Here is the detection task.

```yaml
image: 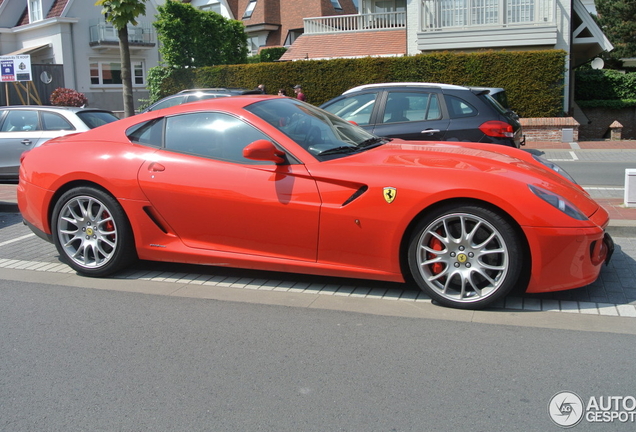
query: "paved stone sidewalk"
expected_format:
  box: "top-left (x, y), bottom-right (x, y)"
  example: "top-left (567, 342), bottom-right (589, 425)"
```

top-left (2, 211), bottom-right (635, 317)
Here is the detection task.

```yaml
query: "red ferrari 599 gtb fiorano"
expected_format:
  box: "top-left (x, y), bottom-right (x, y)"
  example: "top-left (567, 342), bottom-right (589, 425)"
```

top-left (17, 96), bottom-right (614, 309)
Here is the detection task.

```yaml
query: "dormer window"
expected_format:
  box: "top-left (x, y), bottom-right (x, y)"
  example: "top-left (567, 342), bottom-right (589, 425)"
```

top-left (200, 1), bottom-right (222, 15)
top-left (29, 0), bottom-right (43, 23)
top-left (331, 0), bottom-right (343, 10)
top-left (243, 0), bottom-right (257, 19)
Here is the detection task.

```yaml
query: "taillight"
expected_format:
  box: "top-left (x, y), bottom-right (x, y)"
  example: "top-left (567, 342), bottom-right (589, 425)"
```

top-left (479, 120), bottom-right (514, 138)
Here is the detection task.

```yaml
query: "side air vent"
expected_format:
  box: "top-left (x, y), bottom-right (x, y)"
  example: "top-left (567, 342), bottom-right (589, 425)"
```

top-left (143, 206), bottom-right (169, 234)
top-left (342, 185), bottom-right (368, 206)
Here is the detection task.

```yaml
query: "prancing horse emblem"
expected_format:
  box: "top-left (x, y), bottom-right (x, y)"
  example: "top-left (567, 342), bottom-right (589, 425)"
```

top-left (383, 187), bottom-right (397, 204)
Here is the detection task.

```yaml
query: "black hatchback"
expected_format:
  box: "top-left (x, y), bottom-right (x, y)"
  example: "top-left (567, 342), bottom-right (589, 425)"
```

top-left (320, 82), bottom-right (524, 148)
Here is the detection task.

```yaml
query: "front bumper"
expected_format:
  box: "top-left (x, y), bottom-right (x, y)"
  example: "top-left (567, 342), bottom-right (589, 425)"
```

top-left (524, 225), bottom-right (612, 294)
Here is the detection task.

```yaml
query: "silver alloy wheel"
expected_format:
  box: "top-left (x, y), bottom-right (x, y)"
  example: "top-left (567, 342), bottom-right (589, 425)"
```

top-left (56, 195), bottom-right (118, 269)
top-left (415, 212), bottom-right (509, 304)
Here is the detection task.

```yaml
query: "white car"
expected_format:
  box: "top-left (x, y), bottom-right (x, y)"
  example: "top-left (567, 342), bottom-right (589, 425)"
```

top-left (0, 105), bottom-right (119, 180)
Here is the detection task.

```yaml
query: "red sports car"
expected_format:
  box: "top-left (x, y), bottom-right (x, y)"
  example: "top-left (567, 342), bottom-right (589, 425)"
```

top-left (17, 96), bottom-right (614, 309)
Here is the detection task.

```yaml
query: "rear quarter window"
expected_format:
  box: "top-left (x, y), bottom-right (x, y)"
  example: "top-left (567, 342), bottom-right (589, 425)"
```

top-left (445, 95), bottom-right (477, 119)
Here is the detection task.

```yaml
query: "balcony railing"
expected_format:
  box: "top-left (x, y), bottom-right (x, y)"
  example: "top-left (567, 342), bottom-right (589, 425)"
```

top-left (304, 11), bottom-right (406, 34)
top-left (421, 0), bottom-right (555, 31)
top-left (89, 21), bottom-right (156, 45)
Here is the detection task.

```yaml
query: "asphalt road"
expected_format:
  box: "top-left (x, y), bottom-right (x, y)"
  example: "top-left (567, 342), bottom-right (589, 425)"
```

top-left (561, 161), bottom-right (636, 187)
top-left (1, 279), bottom-right (635, 432)
top-left (535, 148), bottom-right (636, 187)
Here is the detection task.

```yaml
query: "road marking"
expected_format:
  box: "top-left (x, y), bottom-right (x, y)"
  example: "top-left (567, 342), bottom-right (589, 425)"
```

top-left (584, 187), bottom-right (624, 191)
top-left (548, 151), bottom-right (579, 162)
top-left (0, 233), bottom-right (35, 248)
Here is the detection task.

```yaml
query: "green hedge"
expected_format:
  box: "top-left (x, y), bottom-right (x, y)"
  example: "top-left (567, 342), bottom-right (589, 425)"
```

top-left (148, 50), bottom-right (567, 118)
top-left (575, 69), bottom-right (636, 109)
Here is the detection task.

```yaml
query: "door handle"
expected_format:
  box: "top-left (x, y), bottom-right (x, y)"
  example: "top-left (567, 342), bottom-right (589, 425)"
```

top-left (21, 139), bottom-right (32, 146)
top-left (148, 162), bottom-right (165, 172)
top-left (421, 129), bottom-right (441, 134)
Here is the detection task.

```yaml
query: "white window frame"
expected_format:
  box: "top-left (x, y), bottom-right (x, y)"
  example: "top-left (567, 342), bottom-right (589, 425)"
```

top-left (243, 0), bottom-right (257, 19)
top-left (29, 0), bottom-right (43, 23)
top-left (435, 0), bottom-right (538, 28)
top-left (90, 60), bottom-right (146, 87)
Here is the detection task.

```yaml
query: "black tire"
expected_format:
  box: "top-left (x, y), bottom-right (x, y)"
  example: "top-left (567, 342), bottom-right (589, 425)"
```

top-left (51, 186), bottom-right (136, 277)
top-left (407, 204), bottom-right (524, 309)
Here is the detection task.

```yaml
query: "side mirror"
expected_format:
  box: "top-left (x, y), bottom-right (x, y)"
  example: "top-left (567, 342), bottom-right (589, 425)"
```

top-left (243, 139), bottom-right (286, 164)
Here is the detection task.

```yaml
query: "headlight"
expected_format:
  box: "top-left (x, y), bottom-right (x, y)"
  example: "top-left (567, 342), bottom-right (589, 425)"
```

top-left (528, 185), bottom-right (588, 220)
top-left (532, 155), bottom-right (577, 184)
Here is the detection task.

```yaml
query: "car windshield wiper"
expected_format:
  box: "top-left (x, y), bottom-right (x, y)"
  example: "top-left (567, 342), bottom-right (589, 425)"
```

top-left (357, 136), bottom-right (390, 148)
top-left (316, 145), bottom-right (360, 156)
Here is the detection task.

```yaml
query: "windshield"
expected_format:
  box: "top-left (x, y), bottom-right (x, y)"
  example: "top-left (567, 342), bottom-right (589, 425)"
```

top-left (245, 98), bottom-right (387, 160)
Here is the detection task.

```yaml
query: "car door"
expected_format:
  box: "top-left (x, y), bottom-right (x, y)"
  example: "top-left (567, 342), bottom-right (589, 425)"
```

top-left (372, 90), bottom-right (450, 141)
top-left (0, 109), bottom-right (44, 177)
top-left (136, 112), bottom-right (322, 261)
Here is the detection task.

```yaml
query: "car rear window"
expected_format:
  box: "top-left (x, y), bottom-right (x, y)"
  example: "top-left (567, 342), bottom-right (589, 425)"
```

top-left (77, 111), bottom-right (119, 128)
top-left (480, 93), bottom-right (509, 115)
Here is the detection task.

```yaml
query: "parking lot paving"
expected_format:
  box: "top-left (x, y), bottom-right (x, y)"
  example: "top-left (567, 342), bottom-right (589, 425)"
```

top-left (1, 209), bottom-right (635, 318)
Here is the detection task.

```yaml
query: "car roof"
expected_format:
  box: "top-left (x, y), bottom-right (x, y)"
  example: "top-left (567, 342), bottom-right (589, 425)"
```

top-left (2, 105), bottom-right (114, 113)
top-left (343, 82), bottom-right (470, 94)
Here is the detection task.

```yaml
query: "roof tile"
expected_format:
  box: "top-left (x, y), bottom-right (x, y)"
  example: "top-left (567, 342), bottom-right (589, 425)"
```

top-left (280, 30), bottom-right (406, 61)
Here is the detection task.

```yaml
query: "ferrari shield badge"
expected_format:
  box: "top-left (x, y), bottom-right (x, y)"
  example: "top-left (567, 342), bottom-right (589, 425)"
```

top-left (383, 187), bottom-right (397, 204)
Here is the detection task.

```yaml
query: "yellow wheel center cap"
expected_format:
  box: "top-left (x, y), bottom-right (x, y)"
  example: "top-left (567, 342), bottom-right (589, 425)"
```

top-left (457, 253), bottom-right (468, 263)
top-left (86, 228), bottom-right (94, 236)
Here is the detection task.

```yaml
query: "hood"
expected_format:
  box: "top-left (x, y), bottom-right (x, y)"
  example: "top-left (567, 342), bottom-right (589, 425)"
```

top-left (331, 140), bottom-right (600, 218)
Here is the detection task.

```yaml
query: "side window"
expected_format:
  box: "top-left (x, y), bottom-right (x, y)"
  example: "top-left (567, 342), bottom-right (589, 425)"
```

top-left (445, 95), bottom-right (478, 118)
top-left (0, 110), bottom-right (39, 132)
top-left (42, 112), bottom-right (74, 131)
top-left (185, 94), bottom-right (222, 103)
top-left (127, 118), bottom-right (164, 147)
top-left (322, 93), bottom-right (378, 126)
top-left (383, 92), bottom-right (441, 123)
top-left (164, 112), bottom-right (276, 165)
top-left (149, 96), bottom-right (186, 112)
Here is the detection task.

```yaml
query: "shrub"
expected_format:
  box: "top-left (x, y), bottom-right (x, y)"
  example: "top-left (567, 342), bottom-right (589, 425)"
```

top-left (50, 88), bottom-right (88, 107)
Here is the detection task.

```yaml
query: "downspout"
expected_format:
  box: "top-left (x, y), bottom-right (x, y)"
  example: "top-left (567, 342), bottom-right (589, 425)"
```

top-left (70, 21), bottom-right (78, 89)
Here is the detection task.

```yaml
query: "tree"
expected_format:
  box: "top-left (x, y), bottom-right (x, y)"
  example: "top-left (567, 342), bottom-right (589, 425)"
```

top-left (154, 1), bottom-right (248, 68)
top-left (95, 0), bottom-right (147, 117)
top-left (595, 0), bottom-right (636, 63)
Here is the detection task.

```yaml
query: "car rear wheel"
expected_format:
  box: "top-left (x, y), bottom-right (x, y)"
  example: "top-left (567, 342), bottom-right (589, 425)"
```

top-left (52, 186), bottom-right (136, 277)
top-left (408, 204), bottom-right (523, 309)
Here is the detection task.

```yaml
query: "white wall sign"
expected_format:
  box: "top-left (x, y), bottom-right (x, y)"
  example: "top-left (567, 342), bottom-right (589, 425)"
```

top-left (0, 55), bottom-right (33, 82)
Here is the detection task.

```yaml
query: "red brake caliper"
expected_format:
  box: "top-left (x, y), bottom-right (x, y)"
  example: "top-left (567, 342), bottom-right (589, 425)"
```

top-left (103, 212), bottom-right (115, 241)
top-left (428, 235), bottom-right (444, 275)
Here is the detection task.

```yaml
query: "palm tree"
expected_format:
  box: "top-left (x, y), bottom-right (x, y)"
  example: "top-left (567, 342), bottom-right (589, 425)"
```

top-left (95, 0), bottom-right (147, 117)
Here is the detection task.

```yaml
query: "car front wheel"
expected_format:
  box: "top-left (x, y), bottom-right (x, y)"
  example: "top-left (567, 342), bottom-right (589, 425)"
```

top-left (408, 204), bottom-right (524, 309)
top-left (52, 186), bottom-right (136, 277)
